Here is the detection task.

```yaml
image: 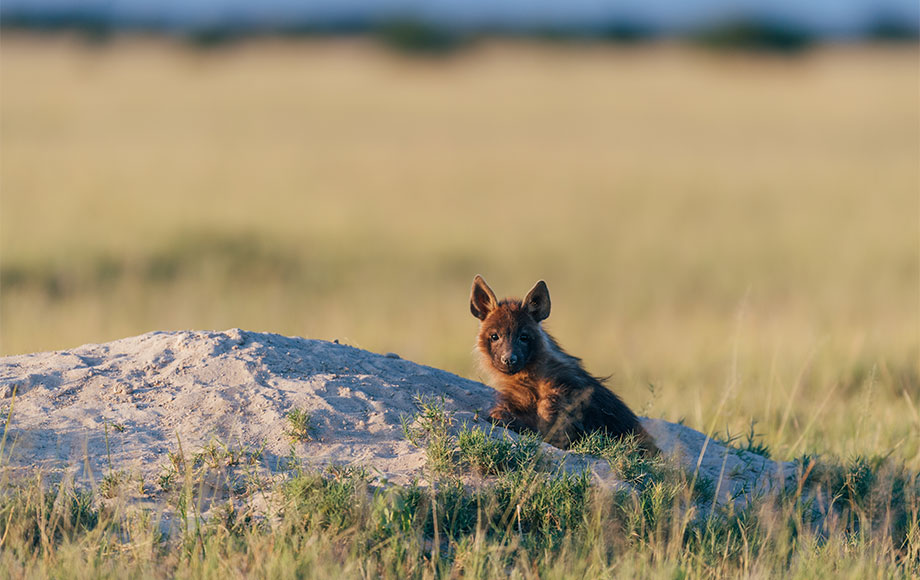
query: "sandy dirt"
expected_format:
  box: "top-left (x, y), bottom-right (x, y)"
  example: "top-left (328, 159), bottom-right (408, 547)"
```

top-left (0, 330), bottom-right (795, 505)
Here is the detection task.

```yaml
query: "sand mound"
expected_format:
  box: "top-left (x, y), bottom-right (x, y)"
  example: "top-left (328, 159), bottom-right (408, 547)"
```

top-left (0, 330), bottom-right (794, 504)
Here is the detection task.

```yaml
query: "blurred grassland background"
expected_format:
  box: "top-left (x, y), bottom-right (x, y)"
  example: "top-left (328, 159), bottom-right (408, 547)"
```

top-left (1, 35), bottom-right (917, 466)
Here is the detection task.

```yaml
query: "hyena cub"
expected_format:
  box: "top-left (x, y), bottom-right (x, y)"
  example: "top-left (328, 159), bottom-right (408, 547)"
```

top-left (470, 275), bottom-right (658, 455)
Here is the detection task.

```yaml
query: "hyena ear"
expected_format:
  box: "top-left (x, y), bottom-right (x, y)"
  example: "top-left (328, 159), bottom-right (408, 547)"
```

top-left (470, 275), bottom-right (498, 321)
top-left (523, 280), bottom-right (551, 322)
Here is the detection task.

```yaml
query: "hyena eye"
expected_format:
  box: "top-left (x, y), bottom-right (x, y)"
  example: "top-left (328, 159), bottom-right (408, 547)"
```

top-left (490, 333), bottom-right (500, 342)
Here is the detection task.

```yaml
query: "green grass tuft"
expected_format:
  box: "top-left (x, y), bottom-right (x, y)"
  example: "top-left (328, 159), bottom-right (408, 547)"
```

top-left (284, 408), bottom-right (315, 443)
top-left (457, 423), bottom-right (544, 475)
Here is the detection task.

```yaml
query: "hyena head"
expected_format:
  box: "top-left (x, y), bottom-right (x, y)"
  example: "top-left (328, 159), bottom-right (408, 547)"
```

top-left (470, 275), bottom-right (551, 375)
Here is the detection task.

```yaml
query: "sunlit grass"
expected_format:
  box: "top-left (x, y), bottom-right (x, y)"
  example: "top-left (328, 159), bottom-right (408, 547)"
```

top-left (0, 409), bottom-right (917, 578)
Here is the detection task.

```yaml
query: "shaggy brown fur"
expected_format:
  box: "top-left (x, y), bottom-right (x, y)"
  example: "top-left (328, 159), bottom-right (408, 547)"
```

top-left (470, 275), bottom-right (658, 455)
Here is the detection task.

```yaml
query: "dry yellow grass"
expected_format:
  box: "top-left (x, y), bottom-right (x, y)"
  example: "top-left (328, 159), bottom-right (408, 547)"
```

top-left (1, 36), bottom-right (917, 465)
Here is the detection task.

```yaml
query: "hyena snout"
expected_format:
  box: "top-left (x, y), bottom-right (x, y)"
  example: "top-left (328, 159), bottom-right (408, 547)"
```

top-left (497, 351), bottom-right (525, 373)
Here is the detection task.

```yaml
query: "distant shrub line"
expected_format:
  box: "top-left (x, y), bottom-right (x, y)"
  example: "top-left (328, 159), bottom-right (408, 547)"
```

top-left (2, 13), bottom-right (918, 54)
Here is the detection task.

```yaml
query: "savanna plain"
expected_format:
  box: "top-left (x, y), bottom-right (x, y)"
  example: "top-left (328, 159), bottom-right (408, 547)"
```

top-left (1, 35), bottom-right (918, 578)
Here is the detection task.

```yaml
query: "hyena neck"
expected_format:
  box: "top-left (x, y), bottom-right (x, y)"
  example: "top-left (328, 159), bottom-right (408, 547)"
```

top-left (536, 327), bottom-right (584, 373)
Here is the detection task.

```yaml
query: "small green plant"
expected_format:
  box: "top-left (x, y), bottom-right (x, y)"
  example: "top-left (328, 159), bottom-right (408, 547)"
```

top-left (209, 500), bottom-right (256, 537)
top-left (738, 420), bottom-right (772, 458)
top-left (715, 420), bottom-right (772, 459)
top-left (99, 470), bottom-right (130, 499)
top-left (401, 395), bottom-right (457, 474)
top-left (156, 448), bottom-right (187, 492)
top-left (284, 408), bottom-right (315, 442)
top-left (157, 467), bottom-right (177, 492)
top-left (167, 450), bottom-right (185, 472)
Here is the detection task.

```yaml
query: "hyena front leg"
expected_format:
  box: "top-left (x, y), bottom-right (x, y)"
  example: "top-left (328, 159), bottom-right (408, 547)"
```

top-left (488, 401), bottom-right (539, 435)
top-left (537, 394), bottom-right (577, 449)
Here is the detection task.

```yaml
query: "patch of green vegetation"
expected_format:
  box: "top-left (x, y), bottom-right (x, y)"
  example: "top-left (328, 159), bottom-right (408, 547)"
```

top-left (570, 429), bottom-right (714, 537)
top-left (374, 20), bottom-right (466, 56)
top-left (99, 470), bottom-right (131, 499)
top-left (456, 423), bottom-right (544, 475)
top-left (0, 231), bottom-right (306, 299)
top-left (793, 452), bottom-right (920, 551)
top-left (402, 396), bottom-right (545, 477)
top-left (692, 19), bottom-right (814, 53)
top-left (716, 420), bottom-right (772, 459)
top-left (283, 465), bottom-right (370, 533)
top-left (192, 439), bottom-right (264, 470)
top-left (152, 438), bottom-right (267, 507)
top-left (1, 444), bottom-right (918, 578)
top-left (284, 408), bottom-right (315, 443)
top-left (570, 429), bottom-right (721, 511)
top-left (0, 480), bottom-right (99, 555)
top-left (401, 395), bottom-right (458, 475)
top-left (157, 467), bottom-right (178, 493)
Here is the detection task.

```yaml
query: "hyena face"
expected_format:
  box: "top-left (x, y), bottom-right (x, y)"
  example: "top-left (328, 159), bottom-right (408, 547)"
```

top-left (470, 275), bottom-right (551, 375)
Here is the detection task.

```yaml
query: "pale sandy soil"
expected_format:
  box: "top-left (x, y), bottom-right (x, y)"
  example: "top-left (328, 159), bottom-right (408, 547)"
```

top-left (0, 330), bottom-right (794, 506)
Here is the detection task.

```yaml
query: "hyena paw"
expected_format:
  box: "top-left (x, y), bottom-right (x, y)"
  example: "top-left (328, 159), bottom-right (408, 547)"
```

top-left (487, 407), bottom-right (515, 425)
